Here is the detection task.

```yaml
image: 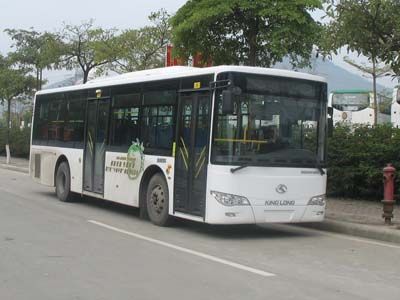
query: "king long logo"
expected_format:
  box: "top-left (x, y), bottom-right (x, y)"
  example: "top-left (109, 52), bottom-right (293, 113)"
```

top-left (275, 184), bottom-right (288, 194)
top-left (127, 140), bottom-right (145, 180)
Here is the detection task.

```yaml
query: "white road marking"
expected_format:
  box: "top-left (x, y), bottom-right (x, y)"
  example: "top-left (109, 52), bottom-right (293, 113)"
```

top-left (312, 229), bottom-right (400, 249)
top-left (88, 220), bottom-right (276, 277)
top-left (268, 224), bottom-right (400, 250)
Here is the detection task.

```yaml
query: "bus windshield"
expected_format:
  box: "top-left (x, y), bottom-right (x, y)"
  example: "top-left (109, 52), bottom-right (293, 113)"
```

top-left (332, 92), bottom-right (370, 111)
top-left (212, 73), bottom-right (327, 168)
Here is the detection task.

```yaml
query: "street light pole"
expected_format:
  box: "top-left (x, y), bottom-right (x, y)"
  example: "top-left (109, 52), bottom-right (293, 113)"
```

top-left (5, 97), bottom-right (11, 165)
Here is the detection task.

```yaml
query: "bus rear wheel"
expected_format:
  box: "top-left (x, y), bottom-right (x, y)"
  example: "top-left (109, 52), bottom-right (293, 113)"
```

top-left (146, 174), bottom-right (173, 226)
top-left (55, 161), bottom-right (74, 202)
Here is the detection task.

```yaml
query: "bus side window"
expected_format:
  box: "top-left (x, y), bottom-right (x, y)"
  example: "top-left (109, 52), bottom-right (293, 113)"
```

top-left (141, 105), bottom-right (174, 152)
top-left (46, 94), bottom-right (66, 146)
top-left (64, 95), bottom-right (86, 148)
top-left (109, 107), bottom-right (140, 148)
top-left (141, 89), bottom-right (177, 155)
top-left (33, 96), bottom-right (49, 145)
top-left (109, 92), bottom-right (141, 151)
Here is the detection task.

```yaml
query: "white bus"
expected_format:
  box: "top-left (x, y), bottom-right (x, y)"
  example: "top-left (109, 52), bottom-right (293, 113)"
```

top-left (30, 66), bottom-right (328, 226)
top-left (391, 87), bottom-right (400, 127)
top-left (328, 89), bottom-right (391, 125)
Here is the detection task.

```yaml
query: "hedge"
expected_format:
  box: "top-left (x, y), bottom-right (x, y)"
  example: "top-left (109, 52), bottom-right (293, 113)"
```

top-left (0, 127), bottom-right (31, 158)
top-left (327, 124), bottom-right (400, 199)
top-left (0, 123), bottom-right (398, 199)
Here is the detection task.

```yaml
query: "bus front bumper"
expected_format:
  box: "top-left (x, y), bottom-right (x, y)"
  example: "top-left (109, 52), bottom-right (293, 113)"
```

top-left (206, 204), bottom-right (325, 224)
top-left (252, 205), bottom-right (325, 223)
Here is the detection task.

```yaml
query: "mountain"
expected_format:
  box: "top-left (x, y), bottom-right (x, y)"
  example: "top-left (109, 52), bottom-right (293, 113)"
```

top-left (44, 58), bottom-right (387, 94)
top-left (0, 60), bottom-right (390, 117)
top-left (274, 57), bottom-right (386, 93)
top-left (44, 70), bottom-right (84, 89)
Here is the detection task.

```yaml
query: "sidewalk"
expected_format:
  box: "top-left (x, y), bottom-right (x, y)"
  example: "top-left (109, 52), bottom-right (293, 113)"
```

top-left (305, 198), bottom-right (400, 244)
top-left (0, 156), bottom-right (29, 173)
top-left (0, 157), bottom-right (399, 243)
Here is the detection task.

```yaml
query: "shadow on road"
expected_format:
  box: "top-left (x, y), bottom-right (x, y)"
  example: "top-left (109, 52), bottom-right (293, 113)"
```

top-left (58, 193), bottom-right (320, 241)
top-left (176, 220), bottom-right (318, 240)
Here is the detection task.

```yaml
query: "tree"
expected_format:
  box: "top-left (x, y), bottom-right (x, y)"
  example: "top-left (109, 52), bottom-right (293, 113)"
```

top-left (323, 0), bottom-right (398, 123)
top-left (343, 57), bottom-right (392, 124)
top-left (57, 20), bottom-right (120, 83)
top-left (170, 0), bottom-right (322, 67)
top-left (0, 54), bottom-right (35, 163)
top-left (4, 28), bottom-right (60, 90)
top-left (112, 9), bottom-right (171, 73)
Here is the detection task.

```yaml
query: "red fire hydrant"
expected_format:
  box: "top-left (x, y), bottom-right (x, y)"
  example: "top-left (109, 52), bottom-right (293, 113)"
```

top-left (382, 164), bottom-right (396, 224)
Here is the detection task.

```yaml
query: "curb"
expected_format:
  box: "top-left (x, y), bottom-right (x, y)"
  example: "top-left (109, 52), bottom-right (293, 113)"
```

top-left (301, 218), bottom-right (400, 244)
top-left (0, 163), bottom-right (29, 174)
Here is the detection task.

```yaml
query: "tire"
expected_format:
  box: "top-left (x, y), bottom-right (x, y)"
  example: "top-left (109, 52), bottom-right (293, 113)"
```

top-left (146, 173), bottom-right (173, 226)
top-left (55, 161), bottom-right (73, 202)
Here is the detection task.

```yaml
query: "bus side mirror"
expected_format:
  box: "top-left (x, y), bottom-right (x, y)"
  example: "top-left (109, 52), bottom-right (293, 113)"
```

top-left (327, 107), bottom-right (333, 137)
top-left (222, 90), bottom-right (234, 115)
top-left (396, 89), bottom-right (400, 104)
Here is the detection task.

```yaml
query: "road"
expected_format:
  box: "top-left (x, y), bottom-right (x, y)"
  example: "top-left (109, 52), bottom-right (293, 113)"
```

top-left (0, 168), bottom-right (399, 300)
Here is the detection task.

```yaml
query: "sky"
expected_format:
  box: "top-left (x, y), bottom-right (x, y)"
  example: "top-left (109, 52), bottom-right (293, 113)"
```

top-left (0, 0), bottom-right (186, 53)
top-left (0, 0), bottom-right (396, 88)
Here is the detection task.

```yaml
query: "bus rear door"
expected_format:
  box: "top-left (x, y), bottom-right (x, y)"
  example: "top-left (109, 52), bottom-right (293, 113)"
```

top-left (83, 97), bottom-right (110, 194)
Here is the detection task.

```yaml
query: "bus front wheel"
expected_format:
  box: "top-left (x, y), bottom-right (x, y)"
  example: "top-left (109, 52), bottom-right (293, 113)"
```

top-left (55, 161), bottom-right (73, 202)
top-left (146, 174), bottom-right (173, 226)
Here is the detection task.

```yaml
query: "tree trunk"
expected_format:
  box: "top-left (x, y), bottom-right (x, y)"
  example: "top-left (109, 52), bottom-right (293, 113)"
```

top-left (39, 68), bottom-right (43, 90)
top-left (248, 41), bottom-right (257, 66)
top-left (372, 58), bottom-right (378, 126)
top-left (5, 98), bottom-right (11, 164)
top-left (83, 69), bottom-right (89, 84)
top-left (246, 16), bottom-right (259, 67)
top-left (36, 68), bottom-right (40, 91)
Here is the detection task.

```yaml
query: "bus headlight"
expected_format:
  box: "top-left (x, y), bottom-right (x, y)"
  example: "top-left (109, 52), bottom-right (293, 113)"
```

top-left (210, 191), bottom-right (250, 206)
top-left (308, 194), bottom-right (326, 206)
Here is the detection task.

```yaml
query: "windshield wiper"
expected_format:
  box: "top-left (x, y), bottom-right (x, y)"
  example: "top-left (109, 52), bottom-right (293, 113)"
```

top-left (230, 164), bottom-right (250, 173)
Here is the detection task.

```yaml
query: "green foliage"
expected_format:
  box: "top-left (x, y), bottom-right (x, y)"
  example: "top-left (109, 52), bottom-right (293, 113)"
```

top-left (0, 127), bottom-right (31, 158)
top-left (0, 54), bottom-right (35, 151)
top-left (0, 54), bottom-right (35, 103)
top-left (322, 1), bottom-right (399, 122)
top-left (57, 20), bottom-right (120, 83)
top-left (5, 29), bottom-right (60, 90)
top-left (327, 124), bottom-right (400, 199)
top-left (323, 0), bottom-right (400, 75)
top-left (113, 9), bottom-right (171, 73)
top-left (171, 0), bottom-right (322, 67)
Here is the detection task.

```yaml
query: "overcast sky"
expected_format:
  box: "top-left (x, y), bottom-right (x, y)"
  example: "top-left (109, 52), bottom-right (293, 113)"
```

top-left (0, 0), bottom-right (396, 88)
top-left (0, 0), bottom-right (186, 52)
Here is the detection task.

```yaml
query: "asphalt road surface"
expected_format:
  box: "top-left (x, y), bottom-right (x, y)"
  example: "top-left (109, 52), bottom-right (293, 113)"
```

top-left (1, 168), bottom-right (399, 300)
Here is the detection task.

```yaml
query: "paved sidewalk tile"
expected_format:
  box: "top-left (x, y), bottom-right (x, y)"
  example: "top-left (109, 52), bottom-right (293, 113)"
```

top-left (326, 198), bottom-right (400, 227)
top-left (0, 156), bottom-right (29, 169)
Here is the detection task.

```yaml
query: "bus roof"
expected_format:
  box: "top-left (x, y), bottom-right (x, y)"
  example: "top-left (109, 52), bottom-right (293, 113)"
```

top-left (36, 65), bottom-right (327, 96)
top-left (331, 89), bottom-right (371, 94)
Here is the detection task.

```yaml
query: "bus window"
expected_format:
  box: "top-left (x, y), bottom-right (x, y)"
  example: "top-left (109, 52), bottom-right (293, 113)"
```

top-left (33, 96), bottom-right (50, 145)
top-left (64, 94), bottom-right (86, 148)
top-left (46, 94), bottom-right (66, 146)
top-left (332, 93), bottom-right (369, 111)
top-left (109, 93), bottom-right (141, 150)
top-left (141, 105), bottom-right (174, 154)
top-left (141, 89), bottom-right (176, 155)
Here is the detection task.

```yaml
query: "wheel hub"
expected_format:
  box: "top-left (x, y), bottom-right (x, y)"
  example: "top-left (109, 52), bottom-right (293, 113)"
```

top-left (151, 184), bottom-right (165, 215)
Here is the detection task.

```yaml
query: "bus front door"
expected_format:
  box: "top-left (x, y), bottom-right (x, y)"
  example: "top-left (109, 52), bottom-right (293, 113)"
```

top-left (83, 98), bottom-right (110, 194)
top-left (174, 92), bottom-right (210, 217)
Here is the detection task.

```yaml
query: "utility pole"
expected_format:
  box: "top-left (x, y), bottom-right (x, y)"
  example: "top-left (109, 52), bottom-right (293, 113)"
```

top-left (372, 57), bottom-right (378, 125)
